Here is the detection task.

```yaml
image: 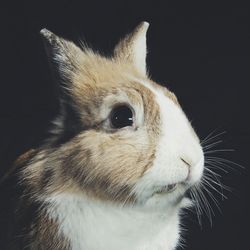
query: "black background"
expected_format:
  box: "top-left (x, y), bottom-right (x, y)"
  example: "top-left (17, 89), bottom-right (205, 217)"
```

top-left (0, 1), bottom-right (249, 249)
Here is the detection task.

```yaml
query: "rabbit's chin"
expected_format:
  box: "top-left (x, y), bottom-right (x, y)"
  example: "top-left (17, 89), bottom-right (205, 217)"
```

top-left (136, 182), bottom-right (194, 211)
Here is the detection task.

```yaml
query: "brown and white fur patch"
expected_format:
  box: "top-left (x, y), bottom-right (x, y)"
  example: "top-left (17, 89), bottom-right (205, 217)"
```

top-left (13, 22), bottom-right (204, 250)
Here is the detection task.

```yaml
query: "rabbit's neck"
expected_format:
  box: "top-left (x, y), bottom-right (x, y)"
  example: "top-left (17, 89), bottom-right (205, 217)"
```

top-left (45, 193), bottom-right (181, 250)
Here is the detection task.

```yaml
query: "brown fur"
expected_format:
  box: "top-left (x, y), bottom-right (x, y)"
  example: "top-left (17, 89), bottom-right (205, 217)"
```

top-left (27, 211), bottom-right (70, 250)
top-left (12, 23), bottom-right (184, 249)
top-left (22, 80), bottom-right (161, 203)
top-left (22, 46), bottom-right (166, 204)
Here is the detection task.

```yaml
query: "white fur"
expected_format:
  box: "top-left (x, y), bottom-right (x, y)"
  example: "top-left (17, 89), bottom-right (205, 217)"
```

top-left (45, 193), bottom-right (182, 250)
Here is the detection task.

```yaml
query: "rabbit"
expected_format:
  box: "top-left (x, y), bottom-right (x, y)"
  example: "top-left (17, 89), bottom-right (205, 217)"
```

top-left (6, 21), bottom-right (204, 250)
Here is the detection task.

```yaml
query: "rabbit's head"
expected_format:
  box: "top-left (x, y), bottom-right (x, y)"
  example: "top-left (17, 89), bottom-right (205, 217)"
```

top-left (37, 22), bottom-right (204, 209)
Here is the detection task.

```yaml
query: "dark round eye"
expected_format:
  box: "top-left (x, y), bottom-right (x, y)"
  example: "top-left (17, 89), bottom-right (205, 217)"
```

top-left (110, 105), bottom-right (134, 129)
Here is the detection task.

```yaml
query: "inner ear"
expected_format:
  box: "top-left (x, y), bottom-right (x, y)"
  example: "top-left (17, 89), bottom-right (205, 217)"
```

top-left (114, 22), bottom-right (149, 76)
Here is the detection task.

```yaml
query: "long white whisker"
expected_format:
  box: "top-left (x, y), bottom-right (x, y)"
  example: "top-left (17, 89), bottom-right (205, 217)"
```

top-left (204, 149), bottom-right (235, 154)
top-left (196, 187), bottom-right (213, 226)
top-left (203, 175), bottom-right (231, 195)
top-left (200, 181), bottom-right (222, 213)
top-left (206, 159), bottom-right (236, 173)
top-left (190, 188), bottom-right (203, 227)
top-left (203, 169), bottom-right (227, 197)
top-left (206, 156), bottom-right (244, 169)
top-left (203, 140), bottom-right (223, 150)
top-left (200, 129), bottom-right (218, 145)
top-left (204, 166), bottom-right (223, 177)
top-left (201, 131), bottom-right (226, 146)
top-left (205, 161), bottom-right (229, 173)
top-left (206, 175), bottom-right (232, 193)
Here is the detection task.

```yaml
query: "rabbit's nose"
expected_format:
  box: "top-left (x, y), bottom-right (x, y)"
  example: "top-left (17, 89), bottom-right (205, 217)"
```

top-left (181, 155), bottom-right (204, 184)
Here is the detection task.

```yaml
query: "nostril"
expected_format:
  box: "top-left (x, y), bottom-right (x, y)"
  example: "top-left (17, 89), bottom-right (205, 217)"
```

top-left (180, 157), bottom-right (191, 168)
top-left (181, 158), bottom-right (191, 181)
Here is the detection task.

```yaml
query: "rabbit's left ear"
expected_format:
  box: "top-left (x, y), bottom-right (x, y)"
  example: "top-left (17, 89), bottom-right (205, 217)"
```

top-left (114, 22), bottom-right (149, 76)
top-left (40, 28), bottom-right (83, 86)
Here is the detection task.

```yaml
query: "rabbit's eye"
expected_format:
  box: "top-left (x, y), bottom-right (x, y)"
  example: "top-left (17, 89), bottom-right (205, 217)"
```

top-left (110, 105), bottom-right (134, 129)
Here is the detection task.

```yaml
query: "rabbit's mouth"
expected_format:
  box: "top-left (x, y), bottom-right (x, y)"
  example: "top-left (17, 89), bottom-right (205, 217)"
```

top-left (154, 183), bottom-right (178, 194)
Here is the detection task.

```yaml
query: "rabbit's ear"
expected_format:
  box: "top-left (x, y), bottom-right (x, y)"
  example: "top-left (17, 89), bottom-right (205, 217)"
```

top-left (114, 22), bottom-right (149, 76)
top-left (40, 29), bottom-right (83, 86)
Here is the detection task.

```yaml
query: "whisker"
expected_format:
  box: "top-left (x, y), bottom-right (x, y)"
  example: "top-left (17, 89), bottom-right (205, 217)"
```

top-left (203, 175), bottom-right (231, 194)
top-left (206, 156), bottom-right (244, 169)
top-left (203, 169), bottom-right (227, 197)
top-left (203, 140), bottom-right (223, 150)
top-left (205, 161), bottom-right (229, 173)
top-left (192, 128), bottom-right (243, 228)
top-left (206, 158), bottom-right (244, 175)
top-left (201, 131), bottom-right (226, 146)
top-left (204, 149), bottom-right (235, 154)
top-left (200, 181), bottom-right (222, 213)
top-left (206, 160), bottom-right (235, 173)
top-left (204, 166), bottom-right (223, 177)
top-left (200, 129), bottom-right (218, 144)
top-left (200, 129), bottom-right (221, 145)
top-left (196, 187), bottom-right (213, 226)
top-left (204, 163), bottom-right (233, 192)
top-left (190, 188), bottom-right (203, 227)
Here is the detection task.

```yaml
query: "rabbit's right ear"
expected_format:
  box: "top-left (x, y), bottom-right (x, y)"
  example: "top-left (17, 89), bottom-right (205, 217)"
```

top-left (40, 29), bottom-right (83, 87)
top-left (114, 22), bottom-right (149, 76)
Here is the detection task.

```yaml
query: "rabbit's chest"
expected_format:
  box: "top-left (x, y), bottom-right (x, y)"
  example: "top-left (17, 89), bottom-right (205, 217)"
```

top-left (45, 194), bottom-right (180, 250)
